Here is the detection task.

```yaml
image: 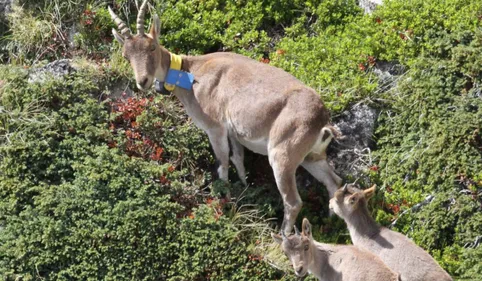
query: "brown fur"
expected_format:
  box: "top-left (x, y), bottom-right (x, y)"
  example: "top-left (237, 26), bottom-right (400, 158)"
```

top-left (109, 1), bottom-right (342, 233)
top-left (329, 185), bottom-right (453, 281)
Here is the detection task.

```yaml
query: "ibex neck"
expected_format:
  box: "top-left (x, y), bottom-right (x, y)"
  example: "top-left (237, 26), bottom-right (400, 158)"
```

top-left (178, 53), bottom-right (208, 74)
top-left (310, 242), bottom-right (335, 281)
top-left (345, 207), bottom-right (380, 244)
top-left (158, 47), bottom-right (195, 73)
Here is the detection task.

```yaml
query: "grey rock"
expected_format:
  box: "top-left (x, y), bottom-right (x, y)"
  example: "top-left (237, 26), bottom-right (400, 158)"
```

top-left (26, 59), bottom-right (136, 101)
top-left (28, 59), bottom-right (77, 83)
top-left (373, 61), bottom-right (406, 96)
top-left (359, 0), bottom-right (382, 14)
top-left (0, 0), bottom-right (13, 18)
top-left (328, 103), bottom-right (379, 180)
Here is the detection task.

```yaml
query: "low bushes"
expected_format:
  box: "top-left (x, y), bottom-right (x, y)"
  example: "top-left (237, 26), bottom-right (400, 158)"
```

top-left (0, 66), bottom-right (281, 280)
top-left (0, 0), bottom-right (481, 279)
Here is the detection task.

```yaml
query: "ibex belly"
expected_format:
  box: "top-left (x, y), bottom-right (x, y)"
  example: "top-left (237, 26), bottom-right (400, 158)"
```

top-left (236, 137), bottom-right (268, 155)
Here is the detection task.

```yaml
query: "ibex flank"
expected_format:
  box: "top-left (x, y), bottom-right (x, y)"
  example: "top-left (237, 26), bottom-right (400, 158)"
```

top-left (109, 0), bottom-right (342, 233)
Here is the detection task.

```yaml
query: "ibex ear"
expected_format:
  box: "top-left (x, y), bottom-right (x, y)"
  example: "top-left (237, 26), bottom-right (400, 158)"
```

top-left (149, 14), bottom-right (161, 40)
top-left (271, 233), bottom-right (283, 245)
top-left (112, 29), bottom-right (125, 45)
top-left (347, 194), bottom-right (359, 205)
top-left (302, 218), bottom-right (312, 237)
top-left (363, 185), bottom-right (376, 200)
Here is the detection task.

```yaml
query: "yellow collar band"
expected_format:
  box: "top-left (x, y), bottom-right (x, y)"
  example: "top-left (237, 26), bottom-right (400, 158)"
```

top-left (164, 53), bottom-right (183, 91)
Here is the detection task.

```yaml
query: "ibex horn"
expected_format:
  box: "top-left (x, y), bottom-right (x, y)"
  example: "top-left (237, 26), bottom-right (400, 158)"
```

top-left (108, 6), bottom-right (132, 38)
top-left (342, 184), bottom-right (348, 192)
top-left (137, 0), bottom-right (149, 35)
top-left (294, 225), bottom-right (300, 236)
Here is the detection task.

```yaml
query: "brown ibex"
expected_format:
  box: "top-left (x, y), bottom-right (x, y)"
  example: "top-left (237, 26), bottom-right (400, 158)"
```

top-left (272, 218), bottom-right (400, 281)
top-left (108, 1), bottom-right (342, 233)
top-left (329, 184), bottom-right (453, 281)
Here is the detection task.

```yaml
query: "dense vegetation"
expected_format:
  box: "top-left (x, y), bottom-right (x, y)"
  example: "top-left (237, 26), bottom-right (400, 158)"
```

top-left (0, 0), bottom-right (481, 280)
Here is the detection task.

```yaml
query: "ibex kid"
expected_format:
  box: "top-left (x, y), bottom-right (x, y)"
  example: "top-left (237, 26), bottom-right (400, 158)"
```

top-left (272, 218), bottom-right (400, 281)
top-left (329, 184), bottom-right (452, 281)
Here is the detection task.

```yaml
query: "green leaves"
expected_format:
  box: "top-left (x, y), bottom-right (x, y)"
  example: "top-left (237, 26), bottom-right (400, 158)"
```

top-left (0, 64), bottom-right (282, 280)
top-left (373, 28), bottom-right (482, 276)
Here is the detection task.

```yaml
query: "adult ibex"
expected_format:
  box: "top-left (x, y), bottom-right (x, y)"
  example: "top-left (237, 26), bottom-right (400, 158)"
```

top-left (109, 0), bottom-right (342, 233)
top-left (272, 218), bottom-right (399, 281)
top-left (329, 184), bottom-right (453, 281)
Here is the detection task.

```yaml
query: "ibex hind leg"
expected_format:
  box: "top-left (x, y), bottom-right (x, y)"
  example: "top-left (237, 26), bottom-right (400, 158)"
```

top-left (269, 147), bottom-right (305, 235)
top-left (301, 159), bottom-right (342, 199)
top-left (302, 126), bottom-right (343, 199)
top-left (228, 135), bottom-right (247, 186)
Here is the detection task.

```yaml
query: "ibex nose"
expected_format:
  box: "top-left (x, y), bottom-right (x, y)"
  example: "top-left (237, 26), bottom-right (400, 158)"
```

top-left (295, 266), bottom-right (304, 275)
top-left (137, 77), bottom-right (149, 89)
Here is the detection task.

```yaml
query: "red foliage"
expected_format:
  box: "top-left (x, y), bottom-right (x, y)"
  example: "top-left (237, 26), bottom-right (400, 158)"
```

top-left (385, 203), bottom-right (400, 215)
top-left (259, 58), bottom-right (270, 64)
top-left (386, 185), bottom-right (393, 193)
top-left (276, 49), bottom-right (286, 55)
top-left (109, 97), bottom-right (166, 161)
top-left (369, 165), bottom-right (379, 172)
top-left (81, 9), bottom-right (96, 26)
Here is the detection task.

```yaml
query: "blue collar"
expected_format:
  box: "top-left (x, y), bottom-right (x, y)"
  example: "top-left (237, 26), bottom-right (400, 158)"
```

top-left (164, 68), bottom-right (195, 91)
top-left (154, 53), bottom-right (195, 95)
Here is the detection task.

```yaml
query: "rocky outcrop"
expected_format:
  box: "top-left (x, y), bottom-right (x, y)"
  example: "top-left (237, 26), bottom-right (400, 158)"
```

top-left (0, 0), bottom-right (13, 19)
top-left (359, 0), bottom-right (382, 14)
top-left (328, 103), bottom-right (379, 180)
top-left (28, 59), bottom-right (77, 83)
top-left (27, 59), bottom-right (134, 100)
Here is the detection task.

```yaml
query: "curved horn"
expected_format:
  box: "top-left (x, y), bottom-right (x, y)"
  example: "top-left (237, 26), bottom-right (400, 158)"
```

top-left (108, 6), bottom-right (132, 38)
top-left (294, 225), bottom-right (300, 236)
top-left (137, 0), bottom-right (149, 35)
top-left (342, 184), bottom-right (348, 192)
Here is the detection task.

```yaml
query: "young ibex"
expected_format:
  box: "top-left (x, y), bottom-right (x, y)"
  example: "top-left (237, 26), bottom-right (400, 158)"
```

top-left (329, 184), bottom-right (453, 281)
top-left (272, 218), bottom-right (400, 281)
top-left (109, 1), bottom-right (342, 233)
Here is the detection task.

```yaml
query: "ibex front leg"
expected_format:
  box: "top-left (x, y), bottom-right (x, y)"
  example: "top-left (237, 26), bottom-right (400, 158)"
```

top-left (207, 127), bottom-right (230, 182)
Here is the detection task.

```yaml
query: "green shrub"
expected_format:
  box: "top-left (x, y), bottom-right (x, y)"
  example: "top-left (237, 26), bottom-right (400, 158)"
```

top-left (373, 28), bottom-right (482, 276)
top-left (0, 65), bottom-right (284, 280)
top-left (1, 0), bottom-right (482, 279)
top-left (4, 6), bottom-right (56, 64)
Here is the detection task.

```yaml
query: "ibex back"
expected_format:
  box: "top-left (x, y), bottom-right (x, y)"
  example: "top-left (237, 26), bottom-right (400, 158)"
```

top-left (109, 0), bottom-right (342, 233)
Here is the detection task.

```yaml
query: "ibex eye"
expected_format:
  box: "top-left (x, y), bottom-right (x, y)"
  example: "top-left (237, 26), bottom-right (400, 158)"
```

top-left (150, 45), bottom-right (156, 51)
top-left (304, 245), bottom-right (309, 251)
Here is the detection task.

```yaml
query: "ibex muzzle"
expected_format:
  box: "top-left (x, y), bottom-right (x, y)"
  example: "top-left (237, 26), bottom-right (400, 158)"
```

top-left (109, 0), bottom-right (343, 234)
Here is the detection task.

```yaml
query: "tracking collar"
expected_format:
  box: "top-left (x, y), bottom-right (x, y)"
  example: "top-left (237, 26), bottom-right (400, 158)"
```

top-left (155, 53), bottom-right (194, 95)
